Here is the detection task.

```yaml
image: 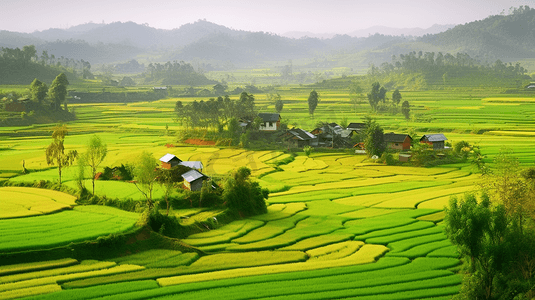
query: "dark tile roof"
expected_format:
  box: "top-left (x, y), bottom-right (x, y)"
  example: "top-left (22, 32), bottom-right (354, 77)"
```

top-left (258, 113), bottom-right (280, 122)
top-left (288, 128), bottom-right (316, 140)
top-left (421, 134), bottom-right (447, 142)
top-left (347, 122), bottom-right (366, 130)
top-left (384, 133), bottom-right (411, 143)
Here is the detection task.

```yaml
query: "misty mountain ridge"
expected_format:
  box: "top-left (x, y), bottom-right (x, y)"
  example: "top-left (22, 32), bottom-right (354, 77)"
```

top-left (282, 24), bottom-right (456, 39)
top-left (1, 7), bottom-right (534, 69)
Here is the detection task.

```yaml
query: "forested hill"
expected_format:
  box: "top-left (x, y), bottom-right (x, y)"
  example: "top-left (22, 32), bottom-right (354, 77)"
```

top-left (1, 7), bottom-right (535, 68)
top-left (419, 6), bottom-right (535, 61)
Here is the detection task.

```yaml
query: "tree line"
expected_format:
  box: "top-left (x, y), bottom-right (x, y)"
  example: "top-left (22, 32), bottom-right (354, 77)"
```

top-left (143, 61), bottom-right (216, 86)
top-left (0, 45), bottom-right (92, 84)
top-left (174, 92), bottom-right (256, 130)
top-left (370, 51), bottom-right (529, 84)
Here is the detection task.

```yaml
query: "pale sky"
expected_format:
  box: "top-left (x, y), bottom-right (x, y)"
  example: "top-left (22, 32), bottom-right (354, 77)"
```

top-left (1, 0), bottom-right (534, 34)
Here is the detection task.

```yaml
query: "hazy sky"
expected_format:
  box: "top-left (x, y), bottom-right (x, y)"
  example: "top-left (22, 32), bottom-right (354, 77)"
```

top-left (2, 0), bottom-right (535, 34)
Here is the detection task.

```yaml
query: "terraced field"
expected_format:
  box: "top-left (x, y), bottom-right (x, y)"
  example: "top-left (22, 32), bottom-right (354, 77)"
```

top-left (0, 150), bottom-right (472, 299)
top-left (0, 187), bottom-right (76, 219)
top-left (0, 206), bottom-right (140, 252)
top-left (1, 85), bottom-right (534, 299)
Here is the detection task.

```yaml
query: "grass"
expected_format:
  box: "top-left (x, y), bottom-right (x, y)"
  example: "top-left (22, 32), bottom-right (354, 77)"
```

top-left (7, 84), bottom-right (535, 298)
top-left (0, 187), bottom-right (77, 219)
top-left (0, 206), bottom-right (140, 252)
top-left (0, 258), bottom-right (78, 277)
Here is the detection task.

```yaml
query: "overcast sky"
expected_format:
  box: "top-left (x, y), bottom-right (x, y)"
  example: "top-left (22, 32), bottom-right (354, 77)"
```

top-left (2, 0), bottom-right (535, 34)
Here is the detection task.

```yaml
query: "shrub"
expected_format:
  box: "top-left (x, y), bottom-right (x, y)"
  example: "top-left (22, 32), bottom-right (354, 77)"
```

top-left (223, 167), bottom-right (268, 217)
top-left (148, 209), bottom-right (186, 239)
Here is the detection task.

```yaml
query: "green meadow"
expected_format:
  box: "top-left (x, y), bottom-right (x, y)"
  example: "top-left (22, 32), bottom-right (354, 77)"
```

top-left (0, 81), bottom-right (534, 299)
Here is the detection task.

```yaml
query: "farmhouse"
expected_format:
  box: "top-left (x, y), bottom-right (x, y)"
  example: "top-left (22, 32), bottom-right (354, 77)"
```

top-left (159, 153), bottom-right (182, 169)
top-left (182, 169), bottom-right (209, 191)
top-left (347, 122), bottom-right (366, 133)
top-left (284, 128), bottom-right (316, 147)
top-left (258, 113), bottom-right (281, 131)
top-left (384, 133), bottom-right (412, 151)
top-left (420, 134), bottom-right (448, 150)
top-left (311, 123), bottom-right (352, 148)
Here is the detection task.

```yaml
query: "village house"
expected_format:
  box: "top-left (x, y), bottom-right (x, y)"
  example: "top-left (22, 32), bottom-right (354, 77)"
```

top-left (181, 169), bottom-right (209, 191)
top-left (384, 133), bottom-right (412, 151)
top-left (420, 134), bottom-right (448, 150)
top-left (347, 122), bottom-right (366, 133)
top-left (311, 123), bottom-right (352, 148)
top-left (258, 113), bottom-right (281, 131)
top-left (159, 154), bottom-right (203, 172)
top-left (159, 153), bottom-right (182, 169)
top-left (283, 128), bottom-right (316, 148)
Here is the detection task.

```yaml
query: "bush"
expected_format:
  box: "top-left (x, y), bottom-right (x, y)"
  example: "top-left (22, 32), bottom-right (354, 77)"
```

top-left (223, 167), bottom-right (268, 217)
top-left (148, 209), bottom-right (186, 239)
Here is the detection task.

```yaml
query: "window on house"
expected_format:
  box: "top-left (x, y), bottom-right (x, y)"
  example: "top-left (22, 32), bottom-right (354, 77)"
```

top-left (269, 122), bottom-right (273, 126)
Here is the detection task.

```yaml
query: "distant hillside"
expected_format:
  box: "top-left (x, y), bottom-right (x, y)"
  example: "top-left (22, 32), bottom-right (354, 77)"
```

top-left (1, 8), bottom-right (535, 70)
top-left (419, 6), bottom-right (535, 61)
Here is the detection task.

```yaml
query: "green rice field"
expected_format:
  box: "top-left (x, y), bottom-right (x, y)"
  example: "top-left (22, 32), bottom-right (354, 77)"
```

top-left (0, 83), bottom-right (534, 299)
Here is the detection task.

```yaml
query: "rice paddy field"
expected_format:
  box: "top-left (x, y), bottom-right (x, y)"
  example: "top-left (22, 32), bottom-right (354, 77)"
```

top-left (0, 83), bottom-right (534, 299)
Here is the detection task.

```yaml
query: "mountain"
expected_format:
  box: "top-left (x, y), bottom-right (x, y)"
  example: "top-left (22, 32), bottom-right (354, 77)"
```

top-left (29, 20), bottom-right (244, 49)
top-left (1, 8), bottom-right (535, 70)
top-left (282, 31), bottom-right (338, 39)
top-left (419, 6), bottom-right (535, 61)
top-left (347, 24), bottom-right (456, 38)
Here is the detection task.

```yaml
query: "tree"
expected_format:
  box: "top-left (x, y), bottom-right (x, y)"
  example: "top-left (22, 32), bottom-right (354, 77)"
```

top-left (156, 166), bottom-right (187, 215)
top-left (392, 89), bottom-right (402, 105)
top-left (45, 124), bottom-right (77, 185)
top-left (367, 82), bottom-right (381, 110)
top-left (401, 100), bottom-right (410, 120)
top-left (85, 135), bottom-right (107, 196)
top-left (308, 90), bottom-right (319, 116)
top-left (349, 83), bottom-right (363, 112)
top-left (133, 151), bottom-right (159, 209)
top-left (213, 83), bottom-right (227, 96)
top-left (48, 73), bottom-right (69, 111)
top-left (275, 99), bottom-right (284, 113)
top-left (222, 167), bottom-right (268, 217)
top-left (379, 86), bottom-right (387, 103)
top-left (445, 192), bottom-right (535, 299)
top-left (30, 78), bottom-right (47, 104)
top-left (363, 117), bottom-right (385, 157)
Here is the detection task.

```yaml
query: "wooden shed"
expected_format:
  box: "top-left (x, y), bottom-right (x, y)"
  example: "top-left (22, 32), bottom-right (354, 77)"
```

top-left (420, 134), bottom-right (448, 150)
top-left (181, 170), bottom-right (209, 191)
top-left (159, 153), bottom-right (182, 169)
top-left (384, 133), bottom-right (412, 151)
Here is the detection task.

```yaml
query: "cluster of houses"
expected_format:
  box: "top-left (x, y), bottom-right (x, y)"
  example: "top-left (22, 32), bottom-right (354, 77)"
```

top-left (160, 114), bottom-right (450, 188)
top-left (159, 153), bottom-right (209, 191)
top-left (251, 112), bottom-right (449, 154)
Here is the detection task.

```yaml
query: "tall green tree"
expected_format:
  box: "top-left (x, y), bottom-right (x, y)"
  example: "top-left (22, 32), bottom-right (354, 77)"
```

top-left (275, 99), bottom-right (284, 113)
top-left (48, 73), bottom-right (69, 111)
top-left (133, 151), bottom-right (159, 209)
top-left (401, 100), bottom-right (410, 120)
top-left (30, 78), bottom-right (47, 104)
top-left (392, 89), bottom-right (402, 105)
top-left (156, 166), bottom-right (187, 215)
top-left (45, 124), bottom-right (77, 185)
top-left (367, 82), bottom-right (381, 110)
top-left (363, 117), bottom-right (385, 157)
top-left (308, 90), bottom-right (319, 116)
top-left (445, 192), bottom-right (535, 299)
top-left (85, 135), bottom-right (107, 196)
top-left (349, 83), bottom-right (363, 112)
